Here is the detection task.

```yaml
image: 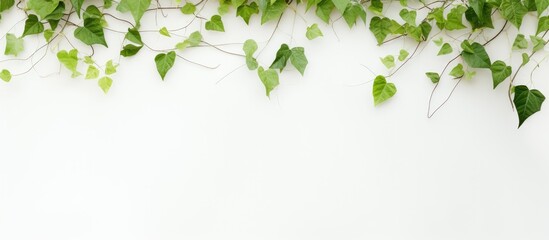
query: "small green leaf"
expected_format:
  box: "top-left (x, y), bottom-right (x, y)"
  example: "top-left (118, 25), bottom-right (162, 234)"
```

top-left (85, 65), bottom-right (100, 79)
top-left (0, 0), bottom-right (14, 13)
top-left (257, 66), bottom-right (279, 97)
top-left (120, 44), bottom-right (142, 57)
top-left (4, 33), bottom-right (24, 56)
top-left (116, 0), bottom-right (151, 24)
top-left (290, 47), bottom-right (308, 75)
top-left (57, 49), bottom-right (81, 78)
top-left (372, 75), bottom-right (397, 106)
top-left (105, 60), bottom-right (118, 75)
top-left (380, 55), bottom-right (395, 69)
top-left (445, 5), bottom-right (467, 30)
top-left (0, 69), bottom-right (11, 82)
top-left (70, 0), bottom-right (84, 17)
top-left (74, 7), bottom-right (108, 47)
top-left (399, 9), bottom-right (416, 26)
top-left (531, 35), bottom-right (546, 52)
top-left (43, 29), bottom-right (54, 42)
top-left (306, 24), bottom-right (323, 40)
top-left (84, 56), bottom-right (94, 64)
top-left (536, 16), bottom-right (549, 35)
top-left (159, 27), bottom-right (171, 37)
top-left (27, 0), bottom-right (60, 19)
top-left (205, 15), bottom-right (225, 32)
top-left (246, 56), bottom-right (258, 70)
top-left (433, 37), bottom-right (444, 46)
top-left (342, 3), bottom-right (366, 27)
top-left (125, 28), bottom-right (143, 45)
top-left (270, 44), bottom-right (292, 71)
top-left (261, 0), bottom-right (287, 24)
top-left (180, 2), bottom-right (196, 14)
top-left (236, 2), bottom-right (259, 24)
top-left (513, 85), bottom-right (545, 127)
top-left (369, 17), bottom-right (392, 45)
top-left (218, 2), bottom-right (230, 15)
top-left (398, 49), bottom-right (409, 61)
top-left (425, 72), bottom-right (440, 83)
top-left (521, 53), bottom-right (530, 66)
top-left (512, 34), bottom-right (528, 49)
top-left (500, 0), bottom-right (527, 28)
top-left (461, 41), bottom-right (491, 68)
top-left (332, 0), bottom-right (350, 12)
top-left (368, 0), bottom-right (383, 15)
top-left (536, 0), bottom-right (549, 15)
top-left (22, 14), bottom-right (44, 37)
top-left (449, 64), bottom-right (465, 78)
top-left (98, 76), bottom-right (113, 94)
top-left (155, 51), bottom-right (176, 80)
top-left (243, 39), bottom-right (258, 57)
top-left (490, 60), bottom-right (512, 88)
top-left (437, 43), bottom-right (453, 55)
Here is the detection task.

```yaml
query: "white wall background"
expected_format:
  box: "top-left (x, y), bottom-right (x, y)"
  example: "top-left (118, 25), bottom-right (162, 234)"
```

top-left (1, 2), bottom-right (549, 239)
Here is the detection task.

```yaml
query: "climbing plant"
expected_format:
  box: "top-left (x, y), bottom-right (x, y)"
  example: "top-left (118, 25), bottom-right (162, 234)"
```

top-left (0, 0), bottom-right (547, 127)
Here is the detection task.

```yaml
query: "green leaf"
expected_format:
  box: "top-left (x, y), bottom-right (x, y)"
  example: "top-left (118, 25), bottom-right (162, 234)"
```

top-left (270, 44), bottom-right (292, 71)
top-left (536, 16), bottom-right (549, 35)
top-left (369, 17), bottom-right (392, 45)
top-left (246, 56), bottom-right (258, 70)
top-left (372, 75), bottom-right (397, 106)
top-left (22, 14), bottom-right (44, 37)
top-left (0, 0), bottom-right (14, 13)
top-left (427, 7), bottom-right (446, 29)
top-left (43, 29), bottom-right (54, 42)
top-left (232, 0), bottom-right (246, 8)
top-left (425, 72), bottom-right (440, 83)
top-left (43, 1), bottom-right (65, 21)
top-left (257, 67), bottom-right (279, 97)
top-left (4, 33), bottom-right (24, 56)
top-left (176, 31), bottom-right (202, 50)
top-left (380, 55), bottom-right (395, 68)
top-left (531, 35), bottom-right (546, 52)
top-left (205, 15), bottom-right (225, 32)
top-left (535, 0), bottom-right (549, 15)
top-left (332, 0), bottom-right (350, 12)
top-left (218, 2), bottom-right (230, 15)
top-left (154, 51), bottom-right (176, 80)
top-left (433, 37), bottom-right (444, 46)
top-left (261, 0), bottom-right (287, 24)
top-left (521, 52), bottom-right (530, 65)
top-left (398, 49), bottom-right (409, 61)
top-left (104, 0), bottom-right (113, 8)
top-left (500, 0), bottom-right (528, 28)
top-left (98, 76), bottom-right (113, 94)
top-left (438, 43), bottom-right (453, 55)
top-left (342, 3), bottom-right (366, 27)
top-left (461, 41), bottom-right (491, 68)
top-left (116, 0), bottom-right (151, 24)
top-left (490, 60), bottom-right (512, 88)
top-left (399, 9), bottom-right (416, 26)
top-left (290, 47), bottom-right (308, 75)
top-left (368, 0), bottom-right (383, 15)
top-left (465, 4), bottom-right (494, 29)
top-left (84, 56), bottom-right (94, 64)
top-left (315, 0), bottom-right (335, 23)
top-left (243, 39), bottom-right (258, 57)
top-left (449, 64), bottom-right (465, 78)
top-left (306, 24), bottom-right (323, 40)
top-left (0, 69), bottom-right (11, 82)
top-left (125, 28), bottom-right (143, 45)
top-left (120, 44), bottom-right (142, 57)
top-left (105, 60), bottom-right (118, 75)
top-left (513, 85), bottom-right (545, 127)
top-left (445, 5), bottom-right (467, 30)
top-left (236, 2), bottom-right (259, 24)
top-left (85, 65), bottom-right (100, 79)
top-left (512, 34), bottom-right (528, 49)
top-left (71, 0), bottom-right (84, 17)
top-left (27, 0), bottom-right (60, 19)
top-left (74, 7), bottom-right (108, 47)
top-left (159, 27), bottom-right (171, 37)
top-left (57, 49), bottom-right (81, 78)
top-left (180, 2), bottom-right (196, 14)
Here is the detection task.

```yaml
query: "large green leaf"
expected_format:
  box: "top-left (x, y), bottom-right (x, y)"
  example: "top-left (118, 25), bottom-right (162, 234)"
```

top-left (257, 67), bottom-right (279, 97)
top-left (71, 0), bottom-right (84, 17)
top-left (98, 76), bottom-right (113, 93)
top-left (270, 44), bottom-right (292, 71)
top-left (536, 16), bottom-right (549, 34)
top-left (261, 0), bottom-right (287, 24)
top-left (4, 33), bottom-right (24, 56)
top-left (461, 41), bottom-right (491, 68)
top-left (342, 3), bottom-right (366, 27)
top-left (372, 75), bottom-right (397, 106)
top-left (74, 17), bottom-right (108, 46)
top-left (0, 0), bottom-right (14, 12)
top-left (120, 44), bottom-right (142, 57)
top-left (117, 0), bottom-right (151, 24)
top-left (331, 0), bottom-right (350, 13)
top-left (306, 23), bottom-right (323, 40)
top-left (154, 51), bottom-right (176, 80)
top-left (289, 47), bottom-right (308, 75)
top-left (490, 60), bottom-right (512, 88)
top-left (369, 17), bottom-right (392, 45)
top-left (445, 5), bottom-right (467, 30)
top-left (513, 85), bottom-right (545, 127)
top-left (205, 15), bottom-right (225, 32)
top-left (43, 1), bottom-right (65, 21)
top-left (57, 49), bottom-right (81, 78)
top-left (125, 28), bottom-right (143, 45)
top-left (500, 0), bottom-right (527, 28)
top-left (315, 0), bottom-right (334, 23)
top-left (27, 0), bottom-right (60, 19)
top-left (236, 2), bottom-right (259, 24)
top-left (22, 14), bottom-right (44, 37)
top-left (535, 0), bottom-right (549, 15)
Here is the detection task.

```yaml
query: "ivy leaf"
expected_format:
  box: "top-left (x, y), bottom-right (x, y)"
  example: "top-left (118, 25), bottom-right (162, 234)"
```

top-left (176, 31), bottom-right (202, 50)
top-left (105, 60), bottom-right (118, 75)
top-left (243, 39), bottom-right (258, 57)
top-left (316, 0), bottom-right (335, 23)
top-left (120, 44), bottom-right (142, 57)
top-left (257, 67), bottom-right (279, 97)
top-left (236, 2), bottom-right (259, 24)
top-left (74, 7), bottom-right (108, 47)
top-left (104, 0), bottom-right (113, 9)
top-left (425, 72), bottom-right (440, 83)
top-left (180, 2), bottom-right (196, 14)
top-left (433, 37), bottom-right (444, 46)
top-left (98, 76), bottom-right (113, 94)
top-left (449, 64), bottom-right (465, 78)
top-left (372, 75), bottom-right (397, 106)
top-left (513, 85), bottom-right (545, 127)
top-left (22, 14), bottom-right (44, 37)
top-left (445, 5), bottom-right (467, 30)
top-left (0, 69), bottom-right (11, 82)
top-left (521, 52), bottom-right (530, 66)
top-left (465, 4), bottom-right (494, 30)
top-left (535, 0), bottom-right (549, 15)
top-left (85, 65), bottom-right (100, 79)
top-left (461, 41), bottom-right (491, 68)
top-left (380, 55), bottom-right (395, 68)
top-left (159, 27), bottom-right (171, 37)
top-left (369, 17), bottom-right (392, 45)
top-left (261, 0), bottom-right (287, 24)
top-left (270, 44), bottom-right (292, 71)
top-left (536, 16), bottom-right (549, 35)
top-left (490, 60), bottom-right (512, 89)
top-left (71, 0), bottom-right (84, 17)
top-left (332, 0), bottom-right (350, 13)
top-left (290, 47), bottom-right (308, 75)
top-left (306, 23), bottom-right (323, 40)
top-left (43, 1), bottom-right (65, 21)
top-left (500, 0), bottom-right (527, 28)
top-left (125, 28), bottom-right (143, 45)
top-left (427, 7), bottom-right (446, 29)
top-left (0, 0), bottom-right (14, 13)
top-left (154, 51), bottom-right (176, 80)
top-left (368, 0), bottom-right (383, 15)
top-left (57, 49), bottom-right (81, 78)
top-left (437, 43), bottom-right (453, 55)
top-left (342, 3), bottom-right (366, 27)
top-left (232, 0), bottom-right (246, 8)
top-left (512, 34), bottom-right (528, 49)
top-left (27, 0), bottom-right (60, 19)
top-left (205, 15), bottom-right (225, 32)
top-left (531, 35), bottom-right (546, 52)
top-left (116, 0), bottom-right (151, 24)
top-left (84, 56), bottom-right (94, 64)
top-left (4, 33), bottom-right (24, 56)
top-left (398, 49), bottom-right (409, 61)
top-left (399, 9), bottom-right (416, 26)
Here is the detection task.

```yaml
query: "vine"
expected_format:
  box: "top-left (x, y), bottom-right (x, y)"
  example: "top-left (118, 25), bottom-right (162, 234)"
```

top-left (0, 0), bottom-right (547, 127)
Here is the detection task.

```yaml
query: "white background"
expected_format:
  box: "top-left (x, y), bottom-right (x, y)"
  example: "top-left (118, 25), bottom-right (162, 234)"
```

top-left (1, 1), bottom-right (549, 239)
